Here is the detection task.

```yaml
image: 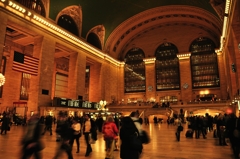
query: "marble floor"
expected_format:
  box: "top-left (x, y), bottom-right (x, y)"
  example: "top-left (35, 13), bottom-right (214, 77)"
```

top-left (0, 122), bottom-right (236, 159)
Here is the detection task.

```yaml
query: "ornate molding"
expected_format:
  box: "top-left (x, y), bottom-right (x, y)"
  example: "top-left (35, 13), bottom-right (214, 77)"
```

top-left (87, 25), bottom-right (105, 50)
top-left (210, 0), bottom-right (225, 21)
top-left (41, 0), bottom-right (49, 18)
top-left (56, 63), bottom-right (69, 72)
top-left (56, 5), bottom-right (82, 36)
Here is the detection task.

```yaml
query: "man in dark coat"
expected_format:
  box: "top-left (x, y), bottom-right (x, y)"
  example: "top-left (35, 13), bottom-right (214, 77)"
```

top-left (53, 114), bottom-right (74, 159)
top-left (120, 116), bottom-right (143, 159)
top-left (226, 114), bottom-right (240, 158)
top-left (42, 115), bottom-right (53, 135)
top-left (21, 113), bottom-right (44, 159)
top-left (1, 113), bottom-right (10, 135)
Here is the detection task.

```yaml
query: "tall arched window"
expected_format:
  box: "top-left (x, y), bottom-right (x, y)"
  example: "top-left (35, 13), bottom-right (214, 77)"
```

top-left (190, 37), bottom-right (219, 88)
top-left (124, 47), bottom-right (146, 93)
top-left (16, 0), bottom-right (46, 17)
top-left (57, 15), bottom-right (79, 36)
top-left (155, 43), bottom-right (180, 90)
top-left (87, 33), bottom-right (102, 50)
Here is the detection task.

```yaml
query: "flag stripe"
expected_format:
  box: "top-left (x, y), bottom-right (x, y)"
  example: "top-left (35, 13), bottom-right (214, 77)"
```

top-left (12, 53), bottom-right (39, 76)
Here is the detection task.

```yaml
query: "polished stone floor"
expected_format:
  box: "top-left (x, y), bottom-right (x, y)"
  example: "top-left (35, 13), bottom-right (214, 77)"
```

top-left (0, 122), bottom-right (236, 159)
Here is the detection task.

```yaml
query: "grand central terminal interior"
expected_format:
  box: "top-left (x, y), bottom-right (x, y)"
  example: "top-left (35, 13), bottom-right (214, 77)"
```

top-left (0, 0), bottom-right (239, 121)
top-left (0, 1), bottom-right (240, 159)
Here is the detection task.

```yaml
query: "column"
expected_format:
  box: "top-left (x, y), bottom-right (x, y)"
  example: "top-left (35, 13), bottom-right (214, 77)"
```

top-left (0, 13), bottom-right (7, 63)
top-left (217, 53), bottom-right (228, 99)
top-left (28, 36), bottom-right (56, 113)
top-left (68, 51), bottom-right (86, 99)
top-left (178, 56), bottom-right (192, 103)
top-left (145, 62), bottom-right (155, 102)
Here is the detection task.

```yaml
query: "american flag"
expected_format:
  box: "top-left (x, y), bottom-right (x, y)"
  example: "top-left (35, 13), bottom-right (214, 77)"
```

top-left (12, 51), bottom-right (39, 76)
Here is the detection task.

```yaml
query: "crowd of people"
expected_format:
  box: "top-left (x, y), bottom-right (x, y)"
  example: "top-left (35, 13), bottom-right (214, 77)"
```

top-left (15, 110), bottom-right (148, 159)
top-left (2, 110), bottom-right (240, 159)
top-left (185, 113), bottom-right (240, 158)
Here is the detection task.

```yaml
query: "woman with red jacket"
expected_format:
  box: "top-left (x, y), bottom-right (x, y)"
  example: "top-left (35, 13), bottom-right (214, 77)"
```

top-left (102, 116), bottom-right (119, 159)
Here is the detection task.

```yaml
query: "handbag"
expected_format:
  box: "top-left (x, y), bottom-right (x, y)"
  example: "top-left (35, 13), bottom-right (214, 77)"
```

top-left (140, 130), bottom-right (150, 144)
top-left (74, 130), bottom-right (81, 135)
top-left (177, 125), bottom-right (183, 131)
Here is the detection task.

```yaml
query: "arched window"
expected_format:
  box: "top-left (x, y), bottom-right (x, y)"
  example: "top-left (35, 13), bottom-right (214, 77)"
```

top-left (190, 37), bottom-right (219, 88)
top-left (124, 47), bottom-right (146, 93)
top-left (87, 33), bottom-right (102, 50)
top-left (57, 15), bottom-right (79, 36)
top-left (16, 0), bottom-right (46, 17)
top-left (155, 43), bottom-right (180, 90)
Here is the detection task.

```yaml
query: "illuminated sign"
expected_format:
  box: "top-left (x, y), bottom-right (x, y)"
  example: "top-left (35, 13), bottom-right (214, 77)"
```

top-left (52, 97), bottom-right (99, 109)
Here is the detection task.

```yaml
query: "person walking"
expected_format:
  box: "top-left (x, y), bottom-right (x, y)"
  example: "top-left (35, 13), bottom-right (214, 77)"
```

top-left (0, 113), bottom-right (10, 135)
top-left (175, 117), bottom-right (183, 141)
top-left (42, 115), bottom-right (53, 136)
top-left (102, 116), bottom-right (119, 159)
top-left (83, 114), bottom-right (97, 157)
top-left (120, 116), bottom-right (143, 159)
top-left (21, 113), bottom-right (44, 159)
top-left (69, 118), bottom-right (81, 153)
top-left (53, 113), bottom-right (74, 159)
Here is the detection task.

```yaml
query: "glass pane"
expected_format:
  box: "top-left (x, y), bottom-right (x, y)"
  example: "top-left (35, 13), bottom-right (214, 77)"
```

top-left (155, 43), bottom-right (180, 91)
top-left (124, 47), bottom-right (146, 93)
top-left (190, 37), bottom-right (219, 88)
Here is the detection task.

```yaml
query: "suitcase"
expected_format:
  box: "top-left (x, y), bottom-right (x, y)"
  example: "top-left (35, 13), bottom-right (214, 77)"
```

top-left (185, 130), bottom-right (193, 138)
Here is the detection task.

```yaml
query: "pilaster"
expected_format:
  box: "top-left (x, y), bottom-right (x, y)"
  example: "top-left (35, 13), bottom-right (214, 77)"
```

top-left (179, 57), bottom-right (192, 103)
top-left (145, 63), bottom-right (156, 101)
top-left (28, 36), bottom-right (55, 113)
top-left (68, 52), bottom-right (86, 99)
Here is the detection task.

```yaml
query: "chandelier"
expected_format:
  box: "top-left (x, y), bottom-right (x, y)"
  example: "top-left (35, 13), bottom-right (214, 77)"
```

top-left (0, 73), bottom-right (5, 86)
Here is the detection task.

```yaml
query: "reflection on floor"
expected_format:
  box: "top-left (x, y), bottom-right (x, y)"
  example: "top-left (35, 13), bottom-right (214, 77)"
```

top-left (0, 122), bottom-right (235, 159)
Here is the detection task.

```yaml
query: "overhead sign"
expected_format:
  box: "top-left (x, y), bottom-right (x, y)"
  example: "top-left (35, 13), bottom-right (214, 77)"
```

top-left (53, 97), bottom-right (99, 109)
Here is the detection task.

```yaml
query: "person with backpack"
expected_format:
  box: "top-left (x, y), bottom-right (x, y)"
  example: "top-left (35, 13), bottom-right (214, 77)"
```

top-left (102, 116), bottom-right (119, 159)
top-left (120, 116), bottom-right (143, 159)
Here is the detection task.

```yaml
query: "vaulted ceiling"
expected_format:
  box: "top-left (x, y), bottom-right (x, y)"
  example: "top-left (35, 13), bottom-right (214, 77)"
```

top-left (49, 0), bottom-right (224, 60)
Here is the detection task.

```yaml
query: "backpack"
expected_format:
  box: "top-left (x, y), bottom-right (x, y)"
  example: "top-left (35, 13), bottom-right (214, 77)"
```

top-left (103, 123), bottom-right (115, 139)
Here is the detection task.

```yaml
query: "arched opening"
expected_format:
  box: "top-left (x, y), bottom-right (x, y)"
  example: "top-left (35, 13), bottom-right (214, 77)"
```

top-left (124, 47), bottom-right (146, 93)
top-left (16, 0), bottom-right (46, 17)
top-left (155, 42), bottom-right (180, 91)
top-left (87, 33), bottom-right (102, 50)
top-left (190, 37), bottom-right (219, 88)
top-left (57, 15), bottom-right (79, 36)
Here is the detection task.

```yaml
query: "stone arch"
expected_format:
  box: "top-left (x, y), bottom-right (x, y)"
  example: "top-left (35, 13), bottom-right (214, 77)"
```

top-left (16, 0), bottom-right (46, 17)
top-left (86, 25), bottom-right (105, 50)
top-left (56, 5), bottom-right (82, 37)
top-left (41, 0), bottom-right (49, 18)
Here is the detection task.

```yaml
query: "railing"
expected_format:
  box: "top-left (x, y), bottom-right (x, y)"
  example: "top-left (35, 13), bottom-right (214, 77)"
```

top-left (186, 100), bottom-right (228, 104)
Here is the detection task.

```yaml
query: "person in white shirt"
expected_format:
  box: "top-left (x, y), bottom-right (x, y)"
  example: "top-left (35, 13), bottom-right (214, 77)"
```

top-left (69, 118), bottom-right (81, 153)
top-left (83, 114), bottom-right (92, 157)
